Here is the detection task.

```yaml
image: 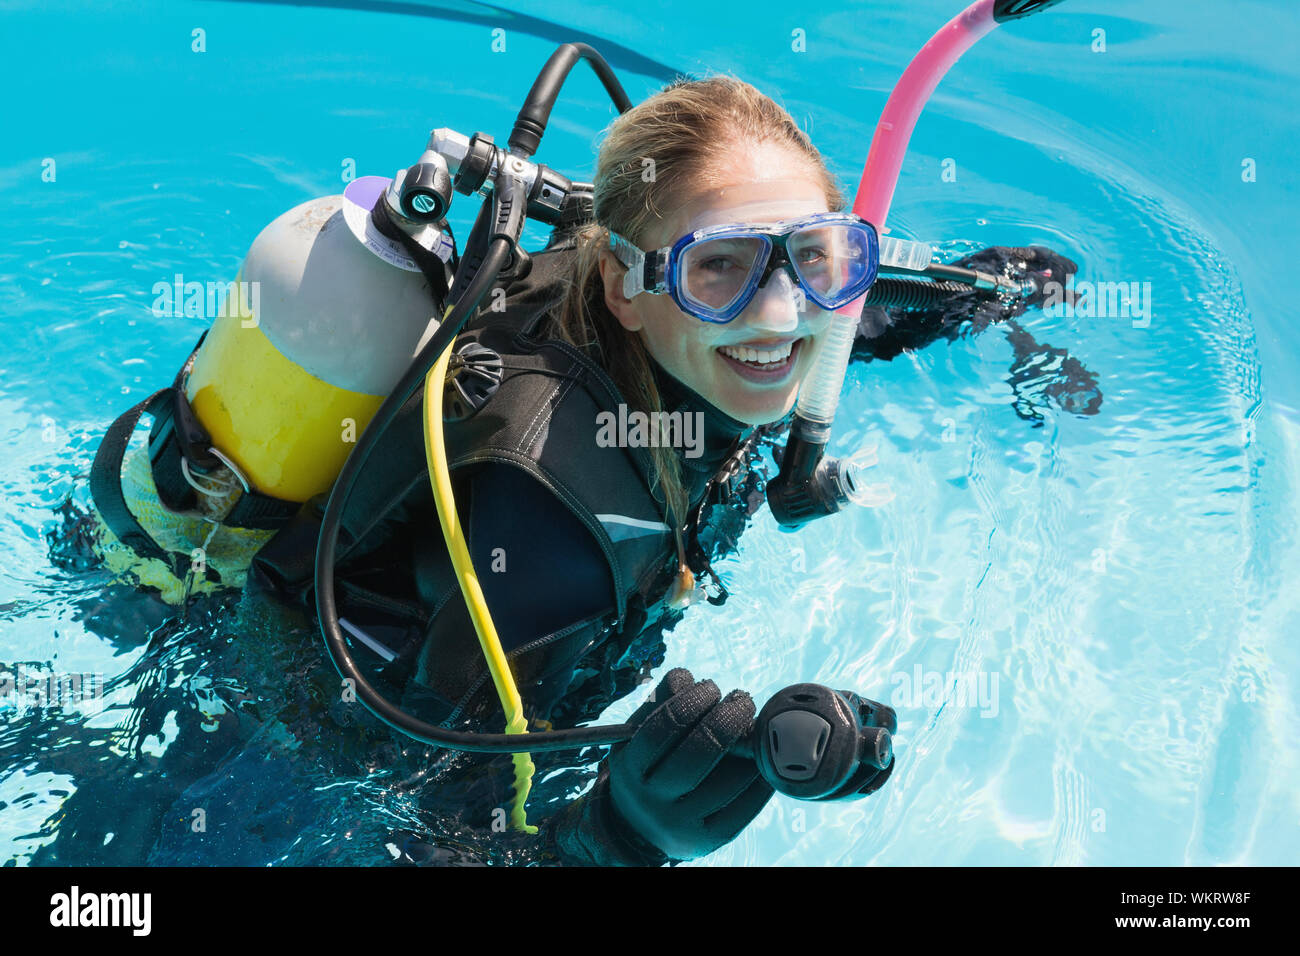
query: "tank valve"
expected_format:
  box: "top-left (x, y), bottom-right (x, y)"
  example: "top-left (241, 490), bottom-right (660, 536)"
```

top-left (396, 150), bottom-right (454, 223)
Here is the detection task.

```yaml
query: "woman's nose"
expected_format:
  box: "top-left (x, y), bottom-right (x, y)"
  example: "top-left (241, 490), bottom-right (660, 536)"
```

top-left (741, 269), bottom-right (801, 333)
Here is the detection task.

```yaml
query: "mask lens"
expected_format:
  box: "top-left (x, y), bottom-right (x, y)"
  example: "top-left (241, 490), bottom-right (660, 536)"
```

top-left (680, 235), bottom-right (768, 315)
top-left (789, 223), bottom-right (875, 304)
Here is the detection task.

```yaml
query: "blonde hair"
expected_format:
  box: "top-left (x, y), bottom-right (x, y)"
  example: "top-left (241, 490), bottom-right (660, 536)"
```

top-left (544, 75), bottom-right (845, 602)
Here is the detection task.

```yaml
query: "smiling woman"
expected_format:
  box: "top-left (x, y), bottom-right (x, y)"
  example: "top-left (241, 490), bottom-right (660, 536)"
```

top-left (284, 73), bottom-right (906, 865)
top-left (549, 77), bottom-right (853, 565)
top-left (258, 66), bottom-right (1067, 864)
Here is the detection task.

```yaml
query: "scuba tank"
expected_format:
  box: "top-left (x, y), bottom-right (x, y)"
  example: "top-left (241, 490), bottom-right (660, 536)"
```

top-left (184, 176), bottom-right (452, 504)
top-left (88, 175), bottom-right (455, 598)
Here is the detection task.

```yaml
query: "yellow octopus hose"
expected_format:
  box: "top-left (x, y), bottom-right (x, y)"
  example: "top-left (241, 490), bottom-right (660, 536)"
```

top-left (422, 313), bottom-right (537, 834)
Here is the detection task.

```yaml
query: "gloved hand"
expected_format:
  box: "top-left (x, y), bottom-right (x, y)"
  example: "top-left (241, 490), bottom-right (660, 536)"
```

top-left (549, 668), bottom-right (773, 866)
top-left (954, 244), bottom-right (1082, 319)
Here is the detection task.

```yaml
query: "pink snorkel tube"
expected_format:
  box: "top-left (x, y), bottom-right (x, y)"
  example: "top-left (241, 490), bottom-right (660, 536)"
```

top-left (767, 0), bottom-right (1064, 528)
top-left (855, 0), bottom-right (1001, 229)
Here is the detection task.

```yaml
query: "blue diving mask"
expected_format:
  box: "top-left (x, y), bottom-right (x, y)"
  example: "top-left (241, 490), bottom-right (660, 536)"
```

top-left (609, 212), bottom-right (881, 323)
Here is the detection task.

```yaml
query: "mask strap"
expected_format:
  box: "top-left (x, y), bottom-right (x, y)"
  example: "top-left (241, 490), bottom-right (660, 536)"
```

top-left (610, 231), bottom-right (658, 299)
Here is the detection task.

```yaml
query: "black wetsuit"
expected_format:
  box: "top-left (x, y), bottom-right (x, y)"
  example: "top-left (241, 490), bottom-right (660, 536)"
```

top-left (466, 359), bottom-right (753, 657)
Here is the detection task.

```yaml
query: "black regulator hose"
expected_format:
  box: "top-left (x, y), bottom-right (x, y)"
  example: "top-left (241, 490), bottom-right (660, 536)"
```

top-left (314, 242), bottom-right (641, 754)
top-left (510, 42), bottom-right (634, 158)
top-left (864, 275), bottom-right (977, 311)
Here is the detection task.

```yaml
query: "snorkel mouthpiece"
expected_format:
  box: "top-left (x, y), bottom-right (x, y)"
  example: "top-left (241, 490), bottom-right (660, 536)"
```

top-left (767, 427), bottom-right (833, 527)
top-left (768, 431), bottom-right (889, 527)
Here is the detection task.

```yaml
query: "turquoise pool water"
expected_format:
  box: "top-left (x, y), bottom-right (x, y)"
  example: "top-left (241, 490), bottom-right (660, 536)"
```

top-left (2, 0), bottom-right (1298, 865)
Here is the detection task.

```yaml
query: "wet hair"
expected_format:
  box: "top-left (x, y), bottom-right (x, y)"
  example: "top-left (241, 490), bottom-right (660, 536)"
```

top-left (544, 75), bottom-right (844, 602)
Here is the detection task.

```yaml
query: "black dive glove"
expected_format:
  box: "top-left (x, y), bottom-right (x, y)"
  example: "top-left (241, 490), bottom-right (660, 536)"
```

top-left (550, 668), bottom-right (774, 866)
top-left (954, 244), bottom-right (1082, 321)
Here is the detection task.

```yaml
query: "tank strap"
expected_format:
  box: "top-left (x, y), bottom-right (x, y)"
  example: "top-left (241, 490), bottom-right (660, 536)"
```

top-left (90, 334), bottom-right (306, 578)
top-left (89, 386), bottom-right (189, 577)
top-left (144, 336), bottom-right (218, 514)
top-left (369, 197), bottom-right (451, 304)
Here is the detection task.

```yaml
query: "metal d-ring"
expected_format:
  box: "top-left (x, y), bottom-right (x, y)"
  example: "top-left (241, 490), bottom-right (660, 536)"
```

top-left (179, 446), bottom-right (251, 498)
top-left (206, 446), bottom-right (251, 493)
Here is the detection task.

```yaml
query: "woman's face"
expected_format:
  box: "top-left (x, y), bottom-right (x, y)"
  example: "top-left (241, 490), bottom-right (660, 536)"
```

top-left (599, 142), bottom-right (836, 426)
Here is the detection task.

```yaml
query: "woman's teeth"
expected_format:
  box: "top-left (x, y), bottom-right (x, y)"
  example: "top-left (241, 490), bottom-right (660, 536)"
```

top-left (718, 341), bottom-right (794, 367)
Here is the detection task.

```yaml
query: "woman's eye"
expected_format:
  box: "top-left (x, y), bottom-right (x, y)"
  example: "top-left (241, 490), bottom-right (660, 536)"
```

top-left (699, 256), bottom-right (740, 274)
